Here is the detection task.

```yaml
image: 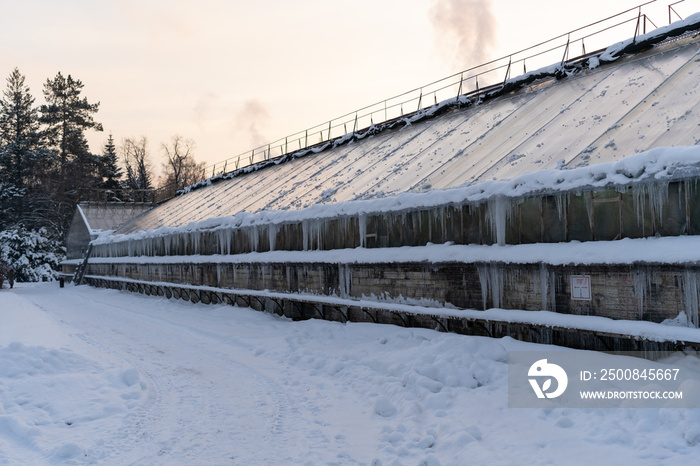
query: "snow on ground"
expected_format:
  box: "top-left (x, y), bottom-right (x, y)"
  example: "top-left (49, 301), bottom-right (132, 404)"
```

top-left (1, 283), bottom-right (700, 465)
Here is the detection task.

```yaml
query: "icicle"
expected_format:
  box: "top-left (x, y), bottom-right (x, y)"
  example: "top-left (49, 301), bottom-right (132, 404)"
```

top-left (316, 218), bottom-right (323, 250)
top-left (302, 220), bottom-right (310, 251)
top-left (554, 194), bottom-right (566, 220)
top-left (486, 196), bottom-right (512, 246)
top-left (268, 223), bottom-right (278, 251)
top-left (632, 185), bottom-right (647, 230)
top-left (584, 191), bottom-right (594, 226)
top-left (358, 214), bottom-right (367, 248)
top-left (633, 182), bottom-right (669, 230)
top-left (633, 268), bottom-right (649, 320)
top-left (539, 264), bottom-right (553, 311)
top-left (251, 225), bottom-right (259, 252)
top-left (682, 270), bottom-right (700, 328)
top-left (477, 263), bottom-right (505, 309)
top-left (338, 264), bottom-right (352, 298)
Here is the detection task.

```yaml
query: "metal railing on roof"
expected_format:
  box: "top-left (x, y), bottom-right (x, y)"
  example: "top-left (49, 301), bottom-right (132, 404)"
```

top-left (197, 0), bottom-right (696, 183)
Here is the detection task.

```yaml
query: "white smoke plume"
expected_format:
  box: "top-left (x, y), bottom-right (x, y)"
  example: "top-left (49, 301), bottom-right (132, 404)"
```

top-left (233, 99), bottom-right (270, 149)
top-left (429, 0), bottom-right (497, 69)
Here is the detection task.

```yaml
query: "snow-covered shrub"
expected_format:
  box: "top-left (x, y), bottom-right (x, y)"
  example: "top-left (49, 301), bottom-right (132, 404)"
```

top-left (0, 225), bottom-right (64, 282)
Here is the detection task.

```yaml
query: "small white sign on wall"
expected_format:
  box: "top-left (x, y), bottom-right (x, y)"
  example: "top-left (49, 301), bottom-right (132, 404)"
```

top-left (571, 275), bottom-right (592, 301)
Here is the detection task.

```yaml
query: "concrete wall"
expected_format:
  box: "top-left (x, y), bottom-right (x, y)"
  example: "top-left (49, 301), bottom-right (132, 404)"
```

top-left (83, 274), bottom-right (697, 354)
top-left (85, 260), bottom-right (700, 326)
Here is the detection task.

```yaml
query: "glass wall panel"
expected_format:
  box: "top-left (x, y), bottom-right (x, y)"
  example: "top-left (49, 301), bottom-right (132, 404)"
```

top-left (567, 192), bottom-right (592, 242)
top-left (519, 197), bottom-right (541, 244)
top-left (542, 196), bottom-right (566, 243)
top-left (657, 182), bottom-right (687, 237)
top-left (462, 204), bottom-right (482, 245)
top-left (621, 187), bottom-right (650, 239)
top-left (593, 190), bottom-right (621, 241)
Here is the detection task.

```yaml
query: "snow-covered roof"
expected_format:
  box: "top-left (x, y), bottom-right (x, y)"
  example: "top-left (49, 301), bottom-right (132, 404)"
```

top-left (113, 17), bottom-right (700, 236)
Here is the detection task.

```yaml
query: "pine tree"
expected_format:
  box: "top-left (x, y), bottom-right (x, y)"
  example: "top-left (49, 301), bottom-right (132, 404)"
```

top-left (39, 72), bottom-right (102, 166)
top-left (0, 68), bottom-right (43, 226)
top-left (0, 182), bottom-right (25, 230)
top-left (38, 72), bottom-right (103, 237)
top-left (100, 133), bottom-right (122, 190)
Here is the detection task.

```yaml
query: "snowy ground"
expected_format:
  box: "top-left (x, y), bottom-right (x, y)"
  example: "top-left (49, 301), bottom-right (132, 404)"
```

top-left (1, 283), bottom-right (700, 465)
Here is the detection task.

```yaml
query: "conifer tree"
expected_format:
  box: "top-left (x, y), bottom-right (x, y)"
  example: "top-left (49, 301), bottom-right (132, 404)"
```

top-left (100, 133), bottom-right (122, 190)
top-left (0, 68), bottom-right (43, 226)
top-left (39, 72), bottom-right (103, 177)
top-left (38, 72), bottom-right (103, 236)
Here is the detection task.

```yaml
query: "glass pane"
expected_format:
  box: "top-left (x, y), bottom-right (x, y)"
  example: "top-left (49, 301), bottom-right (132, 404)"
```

top-left (462, 204), bottom-right (482, 245)
top-left (567, 192), bottom-right (592, 242)
top-left (657, 182), bottom-right (687, 236)
top-left (542, 195), bottom-right (566, 243)
top-left (519, 197), bottom-right (541, 244)
top-left (593, 197), bottom-right (620, 241)
top-left (621, 187), bottom-right (650, 239)
top-left (688, 180), bottom-right (700, 236)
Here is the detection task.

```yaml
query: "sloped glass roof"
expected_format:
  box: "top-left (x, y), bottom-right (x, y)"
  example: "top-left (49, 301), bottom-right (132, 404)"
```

top-left (116, 35), bottom-right (700, 235)
top-left (78, 204), bottom-right (152, 234)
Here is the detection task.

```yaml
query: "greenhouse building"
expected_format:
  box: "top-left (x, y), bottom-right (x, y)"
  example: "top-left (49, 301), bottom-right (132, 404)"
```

top-left (64, 10), bottom-right (700, 352)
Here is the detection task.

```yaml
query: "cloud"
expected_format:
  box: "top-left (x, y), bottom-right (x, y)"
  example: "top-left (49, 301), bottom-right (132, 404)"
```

top-left (233, 99), bottom-right (271, 149)
top-left (429, 0), bottom-right (497, 69)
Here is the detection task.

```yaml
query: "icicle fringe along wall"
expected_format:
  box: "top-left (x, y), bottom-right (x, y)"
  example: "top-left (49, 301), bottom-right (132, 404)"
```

top-left (90, 177), bottom-right (700, 259)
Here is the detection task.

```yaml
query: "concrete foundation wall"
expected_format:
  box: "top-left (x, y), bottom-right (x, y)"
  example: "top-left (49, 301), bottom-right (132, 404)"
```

top-left (85, 260), bottom-right (700, 325)
top-left (83, 275), bottom-right (697, 354)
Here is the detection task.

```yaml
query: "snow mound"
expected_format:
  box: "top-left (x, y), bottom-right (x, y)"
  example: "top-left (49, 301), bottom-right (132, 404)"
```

top-left (0, 343), bottom-right (145, 463)
top-left (273, 321), bottom-right (508, 463)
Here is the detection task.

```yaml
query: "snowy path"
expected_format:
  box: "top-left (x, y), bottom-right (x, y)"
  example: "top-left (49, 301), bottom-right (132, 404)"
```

top-left (3, 284), bottom-right (374, 464)
top-left (2, 283), bottom-right (700, 465)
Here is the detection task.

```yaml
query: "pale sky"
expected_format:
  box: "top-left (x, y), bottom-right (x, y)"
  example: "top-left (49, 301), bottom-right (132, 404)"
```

top-left (2, 0), bottom-right (695, 177)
